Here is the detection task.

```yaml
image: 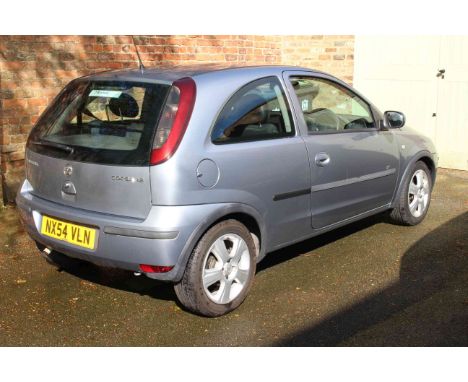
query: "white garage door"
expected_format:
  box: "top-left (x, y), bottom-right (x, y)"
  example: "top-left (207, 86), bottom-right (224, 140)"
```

top-left (354, 36), bottom-right (468, 171)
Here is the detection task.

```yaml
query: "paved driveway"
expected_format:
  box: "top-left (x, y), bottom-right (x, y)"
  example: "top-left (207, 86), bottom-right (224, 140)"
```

top-left (0, 169), bottom-right (466, 346)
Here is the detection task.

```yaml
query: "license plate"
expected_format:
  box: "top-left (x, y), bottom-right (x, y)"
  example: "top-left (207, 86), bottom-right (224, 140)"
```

top-left (40, 215), bottom-right (97, 250)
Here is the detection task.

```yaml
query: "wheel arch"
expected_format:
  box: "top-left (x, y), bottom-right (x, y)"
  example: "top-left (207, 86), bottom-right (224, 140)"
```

top-left (418, 155), bottom-right (437, 184)
top-left (172, 203), bottom-right (267, 282)
top-left (391, 151), bottom-right (437, 208)
top-left (209, 212), bottom-right (262, 260)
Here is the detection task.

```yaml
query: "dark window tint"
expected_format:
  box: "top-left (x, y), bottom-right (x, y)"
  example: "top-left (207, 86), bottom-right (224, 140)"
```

top-left (27, 80), bottom-right (170, 165)
top-left (212, 77), bottom-right (294, 144)
top-left (289, 77), bottom-right (375, 133)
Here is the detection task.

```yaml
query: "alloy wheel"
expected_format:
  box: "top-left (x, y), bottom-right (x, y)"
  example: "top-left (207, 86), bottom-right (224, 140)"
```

top-left (408, 169), bottom-right (430, 218)
top-left (202, 234), bottom-right (251, 304)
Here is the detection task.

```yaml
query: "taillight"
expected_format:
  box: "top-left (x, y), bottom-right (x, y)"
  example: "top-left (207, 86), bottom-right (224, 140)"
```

top-left (150, 77), bottom-right (196, 165)
top-left (139, 264), bottom-right (174, 273)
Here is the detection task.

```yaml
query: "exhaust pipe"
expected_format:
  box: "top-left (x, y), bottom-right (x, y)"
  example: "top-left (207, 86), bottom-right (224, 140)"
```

top-left (40, 247), bottom-right (52, 261)
top-left (40, 247), bottom-right (60, 268)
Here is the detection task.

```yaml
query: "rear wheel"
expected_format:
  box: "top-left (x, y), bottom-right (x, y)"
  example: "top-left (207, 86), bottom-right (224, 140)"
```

top-left (174, 219), bottom-right (256, 317)
top-left (390, 161), bottom-right (432, 225)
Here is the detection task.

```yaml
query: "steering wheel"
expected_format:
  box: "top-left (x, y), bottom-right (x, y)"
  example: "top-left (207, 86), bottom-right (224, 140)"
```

top-left (305, 108), bottom-right (341, 131)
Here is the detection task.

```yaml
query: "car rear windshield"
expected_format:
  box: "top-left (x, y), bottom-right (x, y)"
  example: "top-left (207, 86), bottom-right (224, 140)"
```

top-left (27, 80), bottom-right (170, 165)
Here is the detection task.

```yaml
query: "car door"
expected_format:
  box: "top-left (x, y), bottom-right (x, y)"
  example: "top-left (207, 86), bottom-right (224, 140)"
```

top-left (283, 71), bottom-right (400, 229)
top-left (208, 76), bottom-right (312, 249)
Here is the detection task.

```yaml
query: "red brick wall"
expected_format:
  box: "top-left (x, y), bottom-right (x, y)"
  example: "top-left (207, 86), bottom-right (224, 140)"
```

top-left (0, 35), bottom-right (354, 203)
top-left (281, 35), bottom-right (354, 84)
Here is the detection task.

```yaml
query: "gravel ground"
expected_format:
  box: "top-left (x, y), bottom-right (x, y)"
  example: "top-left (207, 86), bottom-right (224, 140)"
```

top-left (0, 168), bottom-right (466, 346)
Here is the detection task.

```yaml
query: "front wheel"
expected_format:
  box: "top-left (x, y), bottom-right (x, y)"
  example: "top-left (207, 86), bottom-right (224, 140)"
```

top-left (174, 220), bottom-right (256, 317)
top-left (389, 161), bottom-right (433, 226)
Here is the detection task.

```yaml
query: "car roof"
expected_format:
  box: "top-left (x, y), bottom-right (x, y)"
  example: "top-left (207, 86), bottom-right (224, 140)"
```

top-left (79, 64), bottom-right (326, 84)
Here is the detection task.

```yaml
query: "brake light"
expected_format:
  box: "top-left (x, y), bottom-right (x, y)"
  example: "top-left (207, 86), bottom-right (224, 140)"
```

top-left (139, 264), bottom-right (174, 273)
top-left (150, 77), bottom-right (196, 165)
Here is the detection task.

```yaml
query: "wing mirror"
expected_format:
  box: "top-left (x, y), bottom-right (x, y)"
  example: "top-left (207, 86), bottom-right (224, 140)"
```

top-left (383, 111), bottom-right (406, 129)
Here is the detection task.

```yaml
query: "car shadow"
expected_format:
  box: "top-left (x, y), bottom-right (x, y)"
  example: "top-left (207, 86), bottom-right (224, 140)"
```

top-left (47, 211), bottom-right (468, 341)
top-left (49, 253), bottom-right (178, 303)
top-left (273, 212), bottom-right (468, 346)
top-left (257, 212), bottom-right (386, 273)
top-left (49, 211), bottom-right (389, 311)
top-left (50, 212), bottom-right (387, 305)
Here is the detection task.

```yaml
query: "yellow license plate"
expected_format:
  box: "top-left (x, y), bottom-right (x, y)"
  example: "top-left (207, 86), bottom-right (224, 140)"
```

top-left (40, 215), bottom-right (97, 250)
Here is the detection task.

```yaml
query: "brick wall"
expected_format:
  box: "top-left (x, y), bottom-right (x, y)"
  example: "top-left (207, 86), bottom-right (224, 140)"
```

top-left (281, 35), bottom-right (354, 84)
top-left (0, 35), bottom-right (354, 203)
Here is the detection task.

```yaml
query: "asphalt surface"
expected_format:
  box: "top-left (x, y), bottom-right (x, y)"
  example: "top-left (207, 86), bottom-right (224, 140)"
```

top-left (0, 169), bottom-right (467, 346)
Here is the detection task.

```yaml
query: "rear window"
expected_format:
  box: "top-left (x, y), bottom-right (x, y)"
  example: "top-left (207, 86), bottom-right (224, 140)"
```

top-left (27, 80), bottom-right (170, 165)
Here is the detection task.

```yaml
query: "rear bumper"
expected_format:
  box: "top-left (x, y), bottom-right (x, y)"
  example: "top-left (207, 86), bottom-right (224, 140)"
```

top-left (16, 181), bottom-right (227, 282)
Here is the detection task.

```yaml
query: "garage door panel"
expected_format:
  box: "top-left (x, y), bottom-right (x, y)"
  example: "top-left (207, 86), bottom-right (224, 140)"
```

top-left (440, 36), bottom-right (468, 81)
top-left (355, 79), bottom-right (437, 143)
top-left (355, 36), bottom-right (440, 80)
top-left (436, 80), bottom-right (468, 170)
top-left (354, 35), bottom-right (468, 171)
top-left (437, 36), bottom-right (468, 170)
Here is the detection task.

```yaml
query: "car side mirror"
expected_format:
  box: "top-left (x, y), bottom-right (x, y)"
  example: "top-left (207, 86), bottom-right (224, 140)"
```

top-left (383, 111), bottom-right (406, 129)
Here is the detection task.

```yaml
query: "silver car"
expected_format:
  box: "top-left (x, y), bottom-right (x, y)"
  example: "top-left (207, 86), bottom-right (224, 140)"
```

top-left (16, 65), bottom-right (437, 316)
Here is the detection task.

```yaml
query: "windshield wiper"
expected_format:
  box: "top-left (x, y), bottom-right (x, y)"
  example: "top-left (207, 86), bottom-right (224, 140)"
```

top-left (30, 140), bottom-right (74, 154)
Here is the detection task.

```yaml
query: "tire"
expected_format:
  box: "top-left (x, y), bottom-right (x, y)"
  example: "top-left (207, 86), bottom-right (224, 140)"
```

top-left (174, 219), bottom-right (257, 317)
top-left (389, 161), bottom-right (433, 226)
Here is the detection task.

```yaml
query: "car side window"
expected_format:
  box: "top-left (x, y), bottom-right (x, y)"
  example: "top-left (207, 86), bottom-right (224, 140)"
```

top-left (212, 76), bottom-right (294, 144)
top-left (289, 77), bottom-right (375, 133)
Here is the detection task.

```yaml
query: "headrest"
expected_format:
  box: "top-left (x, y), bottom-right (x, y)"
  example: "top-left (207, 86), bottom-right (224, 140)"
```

top-left (108, 93), bottom-right (139, 118)
top-left (236, 93), bottom-right (267, 122)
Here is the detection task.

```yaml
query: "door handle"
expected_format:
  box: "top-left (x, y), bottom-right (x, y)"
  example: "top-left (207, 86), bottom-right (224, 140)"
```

top-left (315, 152), bottom-right (331, 167)
top-left (436, 68), bottom-right (445, 79)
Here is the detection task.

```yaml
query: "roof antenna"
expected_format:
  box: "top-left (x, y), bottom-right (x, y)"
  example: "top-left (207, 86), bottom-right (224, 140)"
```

top-left (131, 35), bottom-right (145, 73)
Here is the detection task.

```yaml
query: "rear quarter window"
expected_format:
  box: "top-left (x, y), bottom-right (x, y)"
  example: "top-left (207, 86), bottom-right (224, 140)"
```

top-left (211, 76), bottom-right (294, 144)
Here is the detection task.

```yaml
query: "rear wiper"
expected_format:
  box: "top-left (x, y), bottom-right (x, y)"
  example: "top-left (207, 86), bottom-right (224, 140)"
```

top-left (30, 140), bottom-right (74, 154)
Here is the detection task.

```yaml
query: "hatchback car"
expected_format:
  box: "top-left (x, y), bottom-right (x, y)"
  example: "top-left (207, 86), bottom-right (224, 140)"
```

top-left (16, 65), bottom-right (437, 316)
